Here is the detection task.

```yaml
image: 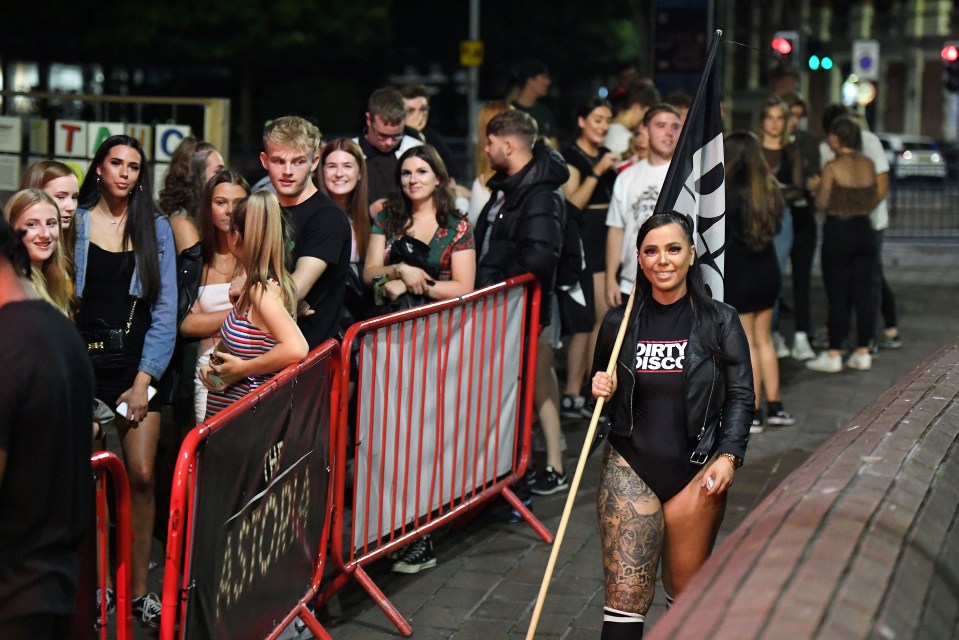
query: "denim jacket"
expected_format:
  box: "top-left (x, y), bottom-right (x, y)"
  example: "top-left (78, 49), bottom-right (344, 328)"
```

top-left (74, 208), bottom-right (177, 381)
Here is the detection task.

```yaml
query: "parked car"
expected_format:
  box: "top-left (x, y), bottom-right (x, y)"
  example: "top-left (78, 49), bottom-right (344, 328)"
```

top-left (876, 133), bottom-right (947, 180)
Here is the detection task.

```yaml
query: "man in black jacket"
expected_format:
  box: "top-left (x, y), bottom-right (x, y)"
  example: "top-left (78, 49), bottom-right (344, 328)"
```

top-left (474, 110), bottom-right (571, 496)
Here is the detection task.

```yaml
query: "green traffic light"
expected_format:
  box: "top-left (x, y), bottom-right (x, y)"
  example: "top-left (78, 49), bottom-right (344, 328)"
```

top-left (809, 55), bottom-right (820, 70)
top-left (822, 56), bottom-right (834, 70)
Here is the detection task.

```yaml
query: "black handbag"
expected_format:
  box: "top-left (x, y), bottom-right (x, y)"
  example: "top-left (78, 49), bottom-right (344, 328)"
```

top-left (80, 298), bottom-right (137, 369)
top-left (372, 235), bottom-right (438, 312)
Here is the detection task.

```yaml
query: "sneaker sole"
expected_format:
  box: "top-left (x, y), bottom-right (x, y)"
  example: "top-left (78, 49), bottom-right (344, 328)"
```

top-left (766, 418), bottom-right (796, 426)
top-left (391, 558), bottom-right (438, 574)
top-left (530, 482), bottom-right (569, 496)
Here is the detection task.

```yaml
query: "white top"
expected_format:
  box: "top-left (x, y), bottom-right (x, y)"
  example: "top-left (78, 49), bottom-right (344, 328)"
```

top-left (195, 282), bottom-right (232, 353)
top-left (606, 160), bottom-right (671, 294)
top-left (820, 130), bottom-right (890, 231)
top-left (468, 176), bottom-right (492, 227)
top-left (604, 122), bottom-right (634, 158)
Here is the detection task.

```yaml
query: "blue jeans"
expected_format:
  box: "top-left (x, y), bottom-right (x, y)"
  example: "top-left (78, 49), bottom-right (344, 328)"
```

top-left (772, 207), bottom-right (794, 331)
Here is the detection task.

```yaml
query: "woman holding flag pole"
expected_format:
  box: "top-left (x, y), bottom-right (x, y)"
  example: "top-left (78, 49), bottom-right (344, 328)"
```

top-left (589, 211), bottom-right (754, 638)
top-left (525, 30), bottom-right (750, 640)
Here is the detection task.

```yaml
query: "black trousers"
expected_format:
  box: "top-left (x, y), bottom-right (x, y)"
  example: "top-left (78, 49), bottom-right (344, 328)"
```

top-left (874, 229), bottom-right (898, 330)
top-left (790, 206), bottom-right (817, 333)
top-left (821, 216), bottom-right (877, 349)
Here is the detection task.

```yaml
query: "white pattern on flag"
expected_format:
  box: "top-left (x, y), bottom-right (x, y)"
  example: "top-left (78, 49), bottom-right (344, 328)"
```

top-left (652, 30), bottom-right (726, 301)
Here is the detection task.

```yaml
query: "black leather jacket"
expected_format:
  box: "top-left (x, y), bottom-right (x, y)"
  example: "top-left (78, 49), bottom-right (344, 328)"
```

top-left (592, 294), bottom-right (755, 465)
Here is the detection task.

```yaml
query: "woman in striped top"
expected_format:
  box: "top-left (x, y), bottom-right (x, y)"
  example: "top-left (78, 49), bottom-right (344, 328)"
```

top-left (200, 191), bottom-right (308, 417)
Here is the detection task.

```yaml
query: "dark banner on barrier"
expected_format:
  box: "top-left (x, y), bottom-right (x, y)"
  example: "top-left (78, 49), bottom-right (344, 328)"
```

top-left (184, 355), bottom-right (331, 639)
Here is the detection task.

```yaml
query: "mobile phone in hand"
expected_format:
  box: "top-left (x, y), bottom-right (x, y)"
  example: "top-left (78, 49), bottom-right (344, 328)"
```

top-left (116, 385), bottom-right (157, 419)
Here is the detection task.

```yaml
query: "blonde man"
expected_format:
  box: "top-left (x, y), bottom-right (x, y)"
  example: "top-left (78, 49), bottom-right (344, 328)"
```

top-left (261, 116), bottom-right (350, 348)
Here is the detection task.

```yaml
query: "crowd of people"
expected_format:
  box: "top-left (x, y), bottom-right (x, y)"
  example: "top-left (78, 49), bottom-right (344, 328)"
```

top-left (0, 58), bottom-right (900, 637)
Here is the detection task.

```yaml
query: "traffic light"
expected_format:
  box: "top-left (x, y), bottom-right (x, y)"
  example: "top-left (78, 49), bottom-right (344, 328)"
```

top-left (806, 38), bottom-right (833, 71)
top-left (942, 41), bottom-right (959, 92)
top-left (808, 53), bottom-right (834, 71)
top-left (771, 30), bottom-right (800, 69)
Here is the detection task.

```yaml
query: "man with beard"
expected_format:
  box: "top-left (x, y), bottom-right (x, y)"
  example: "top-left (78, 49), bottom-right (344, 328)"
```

top-left (474, 109), bottom-right (570, 497)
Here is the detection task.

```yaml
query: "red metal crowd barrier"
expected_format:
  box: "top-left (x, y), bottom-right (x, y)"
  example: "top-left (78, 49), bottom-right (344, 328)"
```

top-left (318, 274), bottom-right (553, 636)
top-left (159, 340), bottom-right (339, 640)
top-left (91, 451), bottom-right (133, 640)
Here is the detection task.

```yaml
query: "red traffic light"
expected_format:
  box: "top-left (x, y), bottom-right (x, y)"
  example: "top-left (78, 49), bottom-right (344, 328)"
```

top-left (942, 45), bottom-right (959, 62)
top-left (772, 37), bottom-right (794, 56)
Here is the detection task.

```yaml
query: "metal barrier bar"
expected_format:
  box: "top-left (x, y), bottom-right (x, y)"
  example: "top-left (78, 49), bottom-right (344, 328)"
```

top-left (160, 341), bottom-right (338, 640)
top-left (91, 451), bottom-right (133, 640)
top-left (320, 274), bottom-right (552, 637)
top-left (887, 175), bottom-right (959, 240)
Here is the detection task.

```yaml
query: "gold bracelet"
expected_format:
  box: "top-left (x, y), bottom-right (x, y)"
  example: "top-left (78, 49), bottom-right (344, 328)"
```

top-left (393, 264), bottom-right (400, 280)
top-left (719, 452), bottom-right (742, 470)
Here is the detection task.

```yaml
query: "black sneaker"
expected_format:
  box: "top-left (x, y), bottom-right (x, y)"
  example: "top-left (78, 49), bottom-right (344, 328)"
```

top-left (501, 496), bottom-right (533, 524)
top-left (879, 334), bottom-right (903, 349)
top-left (132, 592), bottom-right (161, 629)
top-left (530, 466), bottom-right (569, 495)
top-left (95, 587), bottom-right (115, 622)
top-left (560, 394), bottom-right (587, 419)
top-left (391, 535), bottom-right (437, 574)
top-left (750, 417), bottom-right (764, 434)
top-left (767, 409), bottom-right (796, 426)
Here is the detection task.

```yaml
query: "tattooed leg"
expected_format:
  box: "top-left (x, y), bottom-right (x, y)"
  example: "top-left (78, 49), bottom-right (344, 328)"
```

top-left (597, 446), bottom-right (663, 614)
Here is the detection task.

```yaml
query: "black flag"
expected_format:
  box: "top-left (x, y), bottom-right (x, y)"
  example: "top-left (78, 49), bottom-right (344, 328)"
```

top-left (651, 29), bottom-right (726, 301)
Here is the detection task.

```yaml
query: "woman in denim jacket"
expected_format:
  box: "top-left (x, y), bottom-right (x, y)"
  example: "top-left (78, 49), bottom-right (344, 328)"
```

top-left (74, 134), bottom-right (176, 626)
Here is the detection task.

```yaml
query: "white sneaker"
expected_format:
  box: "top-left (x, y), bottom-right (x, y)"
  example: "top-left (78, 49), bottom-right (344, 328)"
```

top-left (806, 352), bottom-right (842, 373)
top-left (790, 332), bottom-right (816, 361)
top-left (773, 332), bottom-right (790, 359)
top-left (846, 352), bottom-right (872, 371)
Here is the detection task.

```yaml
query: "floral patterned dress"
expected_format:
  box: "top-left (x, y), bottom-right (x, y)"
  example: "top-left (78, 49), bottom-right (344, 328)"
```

top-left (372, 212), bottom-right (475, 281)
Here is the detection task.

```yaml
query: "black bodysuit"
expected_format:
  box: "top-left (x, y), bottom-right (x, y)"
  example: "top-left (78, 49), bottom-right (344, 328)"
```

top-left (609, 293), bottom-right (700, 502)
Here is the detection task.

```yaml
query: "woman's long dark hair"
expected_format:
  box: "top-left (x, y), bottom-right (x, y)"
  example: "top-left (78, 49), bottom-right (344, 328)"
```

top-left (197, 170), bottom-right (250, 266)
top-left (382, 144), bottom-right (462, 239)
top-left (724, 131), bottom-right (783, 251)
top-left (633, 211), bottom-right (728, 359)
top-left (79, 134), bottom-right (163, 305)
top-left (158, 136), bottom-right (219, 218)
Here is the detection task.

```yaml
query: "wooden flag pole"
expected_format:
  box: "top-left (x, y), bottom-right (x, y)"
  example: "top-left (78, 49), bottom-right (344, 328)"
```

top-left (525, 290), bottom-right (636, 639)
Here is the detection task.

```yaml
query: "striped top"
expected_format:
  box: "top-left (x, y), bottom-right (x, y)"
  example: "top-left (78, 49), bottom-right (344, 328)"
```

top-left (205, 306), bottom-right (278, 419)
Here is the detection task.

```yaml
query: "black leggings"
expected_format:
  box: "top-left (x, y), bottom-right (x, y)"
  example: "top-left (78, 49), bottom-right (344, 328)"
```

top-left (790, 206), bottom-right (817, 333)
top-left (874, 230), bottom-right (898, 329)
top-left (821, 216), bottom-right (877, 349)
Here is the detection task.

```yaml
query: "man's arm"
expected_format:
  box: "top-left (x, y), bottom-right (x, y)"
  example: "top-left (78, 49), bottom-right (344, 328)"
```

top-left (605, 226), bottom-right (624, 308)
top-left (291, 257), bottom-right (328, 304)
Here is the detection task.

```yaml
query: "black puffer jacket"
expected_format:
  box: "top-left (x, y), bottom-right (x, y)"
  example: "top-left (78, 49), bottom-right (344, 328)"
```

top-left (592, 294), bottom-right (755, 464)
top-left (474, 145), bottom-right (569, 305)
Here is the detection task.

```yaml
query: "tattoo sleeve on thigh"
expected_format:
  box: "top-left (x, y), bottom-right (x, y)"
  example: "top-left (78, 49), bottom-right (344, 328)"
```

top-left (597, 447), bottom-right (663, 613)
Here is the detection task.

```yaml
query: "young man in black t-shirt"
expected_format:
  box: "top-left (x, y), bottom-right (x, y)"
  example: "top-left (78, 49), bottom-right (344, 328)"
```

top-left (260, 116), bottom-right (351, 349)
top-left (0, 217), bottom-right (95, 639)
